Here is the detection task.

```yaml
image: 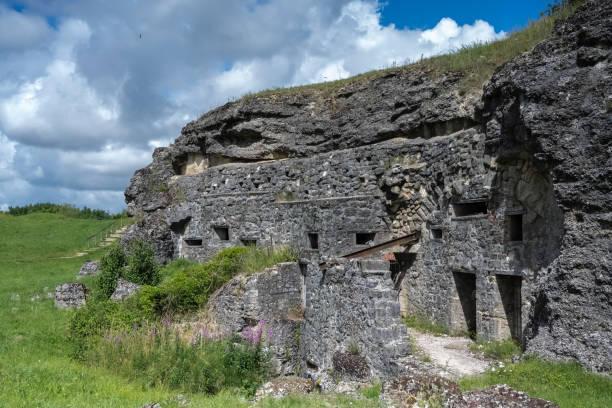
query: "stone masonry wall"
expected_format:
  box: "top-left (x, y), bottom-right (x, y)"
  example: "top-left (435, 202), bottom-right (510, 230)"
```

top-left (300, 259), bottom-right (412, 378)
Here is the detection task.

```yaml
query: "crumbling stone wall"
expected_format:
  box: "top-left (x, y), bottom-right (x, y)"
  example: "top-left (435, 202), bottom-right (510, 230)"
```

top-left (124, 0), bottom-right (611, 371)
top-left (301, 259), bottom-right (411, 377)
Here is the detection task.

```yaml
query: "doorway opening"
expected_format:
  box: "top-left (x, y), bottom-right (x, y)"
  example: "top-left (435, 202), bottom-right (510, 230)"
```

top-left (497, 275), bottom-right (522, 342)
top-left (452, 271), bottom-right (477, 337)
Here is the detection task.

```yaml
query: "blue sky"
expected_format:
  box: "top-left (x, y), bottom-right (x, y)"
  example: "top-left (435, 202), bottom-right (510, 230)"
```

top-left (0, 0), bottom-right (550, 213)
top-left (381, 1), bottom-right (551, 32)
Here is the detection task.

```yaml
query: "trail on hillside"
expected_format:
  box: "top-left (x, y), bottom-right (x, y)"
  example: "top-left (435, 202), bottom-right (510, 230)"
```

top-left (407, 328), bottom-right (490, 379)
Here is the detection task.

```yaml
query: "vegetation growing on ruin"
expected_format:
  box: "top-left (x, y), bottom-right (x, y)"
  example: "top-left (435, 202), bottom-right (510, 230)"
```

top-left (469, 339), bottom-right (522, 362)
top-left (238, 0), bottom-right (584, 101)
top-left (402, 314), bottom-right (450, 336)
top-left (460, 356), bottom-right (612, 408)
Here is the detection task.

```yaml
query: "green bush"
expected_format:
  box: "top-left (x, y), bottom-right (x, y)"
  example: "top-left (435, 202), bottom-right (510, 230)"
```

top-left (136, 247), bottom-right (248, 318)
top-left (96, 240), bottom-right (161, 299)
top-left (137, 246), bottom-right (297, 318)
top-left (97, 243), bottom-right (126, 299)
top-left (124, 240), bottom-right (161, 285)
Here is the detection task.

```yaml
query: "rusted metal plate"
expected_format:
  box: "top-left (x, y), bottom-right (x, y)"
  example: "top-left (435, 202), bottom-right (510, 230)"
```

top-left (319, 232), bottom-right (420, 270)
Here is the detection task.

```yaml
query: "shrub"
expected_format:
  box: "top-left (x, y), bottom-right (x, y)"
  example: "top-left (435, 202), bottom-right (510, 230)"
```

top-left (123, 239), bottom-right (161, 285)
top-left (97, 243), bottom-right (126, 299)
top-left (137, 246), bottom-right (297, 318)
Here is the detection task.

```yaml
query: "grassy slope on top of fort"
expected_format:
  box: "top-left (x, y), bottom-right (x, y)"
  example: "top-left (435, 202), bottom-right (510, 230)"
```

top-left (234, 1), bottom-right (583, 105)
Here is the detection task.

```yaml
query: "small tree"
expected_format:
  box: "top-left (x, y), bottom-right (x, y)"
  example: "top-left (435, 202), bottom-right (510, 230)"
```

top-left (97, 243), bottom-right (126, 299)
top-left (123, 239), bottom-right (161, 286)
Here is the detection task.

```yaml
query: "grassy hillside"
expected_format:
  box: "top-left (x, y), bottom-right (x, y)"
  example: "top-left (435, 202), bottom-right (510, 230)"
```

top-left (0, 213), bottom-right (220, 407)
top-left (239, 1), bottom-right (584, 102)
top-left (0, 213), bottom-right (380, 407)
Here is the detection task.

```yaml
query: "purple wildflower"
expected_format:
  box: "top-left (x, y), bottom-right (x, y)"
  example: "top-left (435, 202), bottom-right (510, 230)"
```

top-left (133, 323), bottom-right (138, 332)
top-left (114, 335), bottom-right (121, 344)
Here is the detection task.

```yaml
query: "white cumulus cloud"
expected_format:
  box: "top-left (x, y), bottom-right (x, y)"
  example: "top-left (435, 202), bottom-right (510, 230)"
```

top-left (0, 0), bottom-right (506, 213)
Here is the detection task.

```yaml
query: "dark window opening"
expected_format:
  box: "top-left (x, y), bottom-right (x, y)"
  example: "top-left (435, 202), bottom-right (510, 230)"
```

top-left (241, 239), bottom-right (257, 246)
top-left (356, 232), bottom-right (376, 245)
top-left (508, 214), bottom-right (523, 241)
top-left (431, 228), bottom-right (443, 240)
top-left (308, 233), bottom-right (319, 250)
top-left (184, 238), bottom-right (202, 246)
top-left (214, 226), bottom-right (229, 241)
top-left (452, 201), bottom-right (488, 217)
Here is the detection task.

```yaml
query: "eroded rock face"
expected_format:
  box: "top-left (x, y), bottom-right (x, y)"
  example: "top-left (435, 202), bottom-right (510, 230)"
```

top-left (481, 0), bottom-right (612, 372)
top-left (77, 261), bottom-right (99, 279)
top-left (54, 283), bottom-right (88, 309)
top-left (110, 278), bottom-right (141, 302)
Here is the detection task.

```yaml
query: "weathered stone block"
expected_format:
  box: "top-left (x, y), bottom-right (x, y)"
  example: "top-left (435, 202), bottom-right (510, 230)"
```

top-left (54, 283), bottom-right (88, 309)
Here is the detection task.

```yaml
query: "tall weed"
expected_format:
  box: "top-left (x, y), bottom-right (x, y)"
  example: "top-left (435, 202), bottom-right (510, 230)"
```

top-left (88, 322), bottom-right (270, 396)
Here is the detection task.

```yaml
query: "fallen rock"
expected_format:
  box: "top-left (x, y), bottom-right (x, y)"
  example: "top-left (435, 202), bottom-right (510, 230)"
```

top-left (110, 278), bottom-right (141, 301)
top-left (77, 260), bottom-right (100, 278)
top-left (255, 377), bottom-right (314, 400)
top-left (382, 376), bottom-right (559, 408)
top-left (381, 375), bottom-right (463, 408)
top-left (54, 283), bottom-right (88, 309)
top-left (333, 352), bottom-right (370, 379)
top-left (460, 385), bottom-right (558, 408)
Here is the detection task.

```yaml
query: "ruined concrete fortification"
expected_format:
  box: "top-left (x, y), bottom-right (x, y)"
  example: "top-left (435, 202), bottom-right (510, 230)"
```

top-left (125, 0), bottom-right (611, 374)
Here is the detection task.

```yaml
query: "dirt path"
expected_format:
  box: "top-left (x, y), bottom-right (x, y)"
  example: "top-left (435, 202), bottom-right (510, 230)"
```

top-left (407, 328), bottom-right (490, 379)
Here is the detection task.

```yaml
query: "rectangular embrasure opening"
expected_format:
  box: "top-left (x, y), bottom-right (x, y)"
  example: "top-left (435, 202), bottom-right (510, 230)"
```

top-left (184, 238), bottom-right (202, 246)
top-left (241, 239), bottom-right (256, 247)
top-left (356, 232), bottom-right (376, 245)
top-left (452, 201), bottom-right (488, 217)
top-left (214, 226), bottom-right (229, 241)
top-left (508, 214), bottom-right (523, 241)
top-left (431, 228), bottom-right (443, 240)
top-left (308, 233), bottom-right (319, 250)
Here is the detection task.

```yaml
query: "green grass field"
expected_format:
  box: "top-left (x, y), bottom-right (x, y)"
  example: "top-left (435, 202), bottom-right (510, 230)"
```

top-left (0, 213), bottom-right (377, 407)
